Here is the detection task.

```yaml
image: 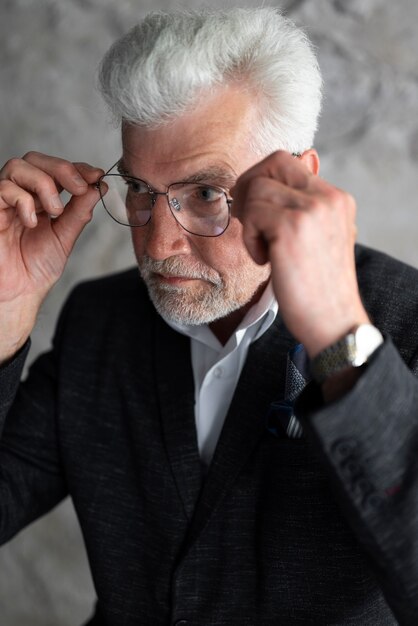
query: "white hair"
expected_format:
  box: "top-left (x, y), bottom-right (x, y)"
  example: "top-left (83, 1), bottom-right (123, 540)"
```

top-left (98, 8), bottom-right (323, 155)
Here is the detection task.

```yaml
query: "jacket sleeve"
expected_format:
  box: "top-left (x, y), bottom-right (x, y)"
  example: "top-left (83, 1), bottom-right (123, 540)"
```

top-left (296, 338), bottom-right (418, 625)
top-left (0, 337), bottom-right (68, 545)
top-left (0, 268), bottom-right (142, 547)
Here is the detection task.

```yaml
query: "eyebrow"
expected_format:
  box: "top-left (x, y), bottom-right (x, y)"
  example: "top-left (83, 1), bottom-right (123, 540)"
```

top-left (117, 160), bottom-right (236, 191)
top-left (179, 168), bottom-right (236, 189)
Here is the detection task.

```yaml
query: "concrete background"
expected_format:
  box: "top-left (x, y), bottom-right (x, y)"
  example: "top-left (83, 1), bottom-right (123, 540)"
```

top-left (0, 0), bottom-right (417, 623)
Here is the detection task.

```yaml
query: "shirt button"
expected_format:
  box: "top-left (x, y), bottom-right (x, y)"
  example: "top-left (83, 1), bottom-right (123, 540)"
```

top-left (213, 366), bottom-right (223, 379)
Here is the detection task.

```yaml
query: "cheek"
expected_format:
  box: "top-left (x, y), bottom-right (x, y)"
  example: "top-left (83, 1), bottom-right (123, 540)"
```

top-left (197, 224), bottom-right (243, 270)
top-left (129, 216), bottom-right (258, 274)
top-left (201, 239), bottom-right (257, 278)
top-left (216, 219), bottom-right (254, 266)
top-left (214, 220), bottom-right (272, 282)
top-left (130, 228), bottom-right (147, 260)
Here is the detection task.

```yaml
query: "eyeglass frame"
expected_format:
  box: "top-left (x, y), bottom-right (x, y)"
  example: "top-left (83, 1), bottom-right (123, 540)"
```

top-left (95, 160), bottom-right (233, 238)
top-left (95, 153), bottom-right (302, 238)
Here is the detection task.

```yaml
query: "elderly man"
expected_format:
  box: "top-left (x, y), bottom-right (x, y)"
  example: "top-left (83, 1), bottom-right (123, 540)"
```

top-left (0, 8), bottom-right (417, 625)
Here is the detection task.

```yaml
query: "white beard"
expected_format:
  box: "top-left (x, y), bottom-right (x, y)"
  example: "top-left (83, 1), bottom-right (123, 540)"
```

top-left (138, 255), bottom-right (262, 325)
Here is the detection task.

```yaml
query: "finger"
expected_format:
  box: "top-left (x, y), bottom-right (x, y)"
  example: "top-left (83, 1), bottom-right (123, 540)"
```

top-left (73, 162), bottom-right (105, 185)
top-left (3, 154), bottom-right (87, 198)
top-left (239, 183), bottom-right (357, 265)
top-left (51, 184), bottom-right (101, 257)
top-left (0, 158), bottom-right (66, 222)
top-left (231, 176), bottom-right (305, 223)
top-left (0, 179), bottom-right (37, 228)
top-left (14, 153), bottom-right (103, 196)
top-left (22, 152), bottom-right (100, 195)
top-left (231, 163), bottom-right (312, 221)
top-left (23, 154), bottom-right (104, 190)
top-left (243, 229), bottom-right (270, 266)
top-left (239, 198), bottom-right (287, 265)
top-left (231, 151), bottom-right (311, 200)
top-left (1, 156), bottom-right (103, 224)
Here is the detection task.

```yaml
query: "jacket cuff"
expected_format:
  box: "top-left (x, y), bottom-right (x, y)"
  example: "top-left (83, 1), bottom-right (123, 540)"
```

top-left (0, 339), bottom-right (31, 413)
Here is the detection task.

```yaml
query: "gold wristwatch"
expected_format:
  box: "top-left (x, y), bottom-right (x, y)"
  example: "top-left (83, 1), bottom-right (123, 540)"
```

top-left (310, 323), bottom-right (384, 384)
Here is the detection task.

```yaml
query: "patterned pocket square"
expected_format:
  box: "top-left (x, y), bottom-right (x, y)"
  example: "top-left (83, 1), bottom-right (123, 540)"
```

top-left (266, 344), bottom-right (310, 439)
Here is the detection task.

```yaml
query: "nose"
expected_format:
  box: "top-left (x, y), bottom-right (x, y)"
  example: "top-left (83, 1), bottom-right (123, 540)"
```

top-left (135, 194), bottom-right (192, 261)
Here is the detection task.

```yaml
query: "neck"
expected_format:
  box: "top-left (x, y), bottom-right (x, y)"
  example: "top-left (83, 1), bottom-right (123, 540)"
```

top-left (209, 280), bottom-right (269, 345)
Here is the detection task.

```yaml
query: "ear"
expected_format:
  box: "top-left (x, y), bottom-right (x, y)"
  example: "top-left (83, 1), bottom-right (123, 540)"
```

top-left (299, 148), bottom-right (320, 175)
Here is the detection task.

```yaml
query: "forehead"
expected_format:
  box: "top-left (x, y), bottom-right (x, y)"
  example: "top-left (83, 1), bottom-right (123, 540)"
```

top-left (121, 84), bottom-right (262, 183)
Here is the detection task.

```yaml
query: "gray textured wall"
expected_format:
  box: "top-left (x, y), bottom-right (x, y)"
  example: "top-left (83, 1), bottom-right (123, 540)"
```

top-left (0, 0), bottom-right (417, 623)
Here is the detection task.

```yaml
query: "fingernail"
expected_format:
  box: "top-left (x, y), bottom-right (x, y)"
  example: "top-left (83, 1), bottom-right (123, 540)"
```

top-left (50, 194), bottom-right (64, 213)
top-left (31, 212), bottom-right (38, 226)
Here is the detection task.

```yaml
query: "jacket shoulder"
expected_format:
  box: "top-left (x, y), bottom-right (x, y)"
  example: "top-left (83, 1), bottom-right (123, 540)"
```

top-left (355, 244), bottom-right (418, 359)
top-left (70, 267), bottom-right (146, 301)
top-left (54, 268), bottom-right (153, 345)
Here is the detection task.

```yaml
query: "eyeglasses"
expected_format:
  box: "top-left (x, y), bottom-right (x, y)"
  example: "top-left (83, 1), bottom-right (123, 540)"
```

top-left (95, 162), bottom-right (232, 237)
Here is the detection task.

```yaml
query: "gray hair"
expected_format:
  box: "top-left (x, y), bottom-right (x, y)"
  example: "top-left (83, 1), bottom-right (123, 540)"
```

top-left (98, 8), bottom-right (323, 155)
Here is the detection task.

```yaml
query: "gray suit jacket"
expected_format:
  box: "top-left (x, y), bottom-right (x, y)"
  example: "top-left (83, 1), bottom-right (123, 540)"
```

top-left (0, 244), bottom-right (418, 625)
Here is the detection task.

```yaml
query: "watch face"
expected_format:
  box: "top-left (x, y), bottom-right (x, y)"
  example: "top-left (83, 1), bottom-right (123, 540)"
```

top-left (354, 324), bottom-right (384, 366)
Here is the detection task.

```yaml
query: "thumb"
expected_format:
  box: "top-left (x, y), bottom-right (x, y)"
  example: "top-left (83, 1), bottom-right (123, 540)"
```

top-left (52, 184), bottom-right (101, 257)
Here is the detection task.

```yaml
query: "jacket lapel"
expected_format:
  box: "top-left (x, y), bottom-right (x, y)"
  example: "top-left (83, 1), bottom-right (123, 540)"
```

top-left (183, 315), bottom-right (296, 549)
top-left (154, 314), bottom-right (204, 521)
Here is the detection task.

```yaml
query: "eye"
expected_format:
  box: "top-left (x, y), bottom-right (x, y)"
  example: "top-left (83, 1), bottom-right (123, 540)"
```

top-left (195, 185), bottom-right (224, 202)
top-left (123, 178), bottom-right (148, 194)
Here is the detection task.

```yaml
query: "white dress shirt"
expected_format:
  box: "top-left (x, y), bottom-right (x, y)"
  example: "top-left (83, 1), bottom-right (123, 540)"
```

top-left (164, 282), bottom-right (278, 466)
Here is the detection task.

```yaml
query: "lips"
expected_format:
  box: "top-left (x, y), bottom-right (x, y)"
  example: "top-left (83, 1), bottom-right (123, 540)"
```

top-left (156, 273), bottom-right (201, 283)
top-left (138, 256), bottom-right (223, 288)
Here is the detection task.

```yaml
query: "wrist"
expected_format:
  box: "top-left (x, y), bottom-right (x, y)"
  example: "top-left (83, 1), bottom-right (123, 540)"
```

top-left (0, 297), bottom-right (39, 365)
top-left (310, 323), bottom-right (384, 385)
top-left (0, 332), bottom-right (32, 366)
top-left (0, 337), bottom-right (31, 367)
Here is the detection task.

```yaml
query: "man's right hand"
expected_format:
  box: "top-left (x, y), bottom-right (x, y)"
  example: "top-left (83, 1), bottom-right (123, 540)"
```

top-left (0, 152), bottom-right (104, 363)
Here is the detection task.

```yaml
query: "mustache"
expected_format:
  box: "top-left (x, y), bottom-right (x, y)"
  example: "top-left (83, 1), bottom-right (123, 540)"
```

top-left (138, 255), bottom-right (223, 286)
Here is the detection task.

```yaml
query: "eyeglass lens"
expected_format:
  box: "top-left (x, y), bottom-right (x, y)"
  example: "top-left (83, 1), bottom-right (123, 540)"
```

top-left (99, 174), bottom-right (230, 237)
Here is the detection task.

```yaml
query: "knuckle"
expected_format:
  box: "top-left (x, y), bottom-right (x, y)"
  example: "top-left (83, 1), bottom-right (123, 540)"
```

top-left (79, 212), bottom-right (93, 226)
top-left (327, 187), bottom-right (357, 216)
top-left (22, 150), bottom-right (40, 162)
top-left (345, 192), bottom-right (357, 214)
top-left (306, 196), bottom-right (323, 213)
top-left (16, 189), bottom-right (34, 207)
top-left (327, 186), bottom-right (346, 207)
top-left (270, 149), bottom-right (288, 163)
top-left (2, 157), bottom-right (22, 172)
top-left (0, 179), bottom-right (27, 200)
top-left (0, 178), bottom-right (12, 191)
top-left (33, 174), bottom-right (55, 196)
